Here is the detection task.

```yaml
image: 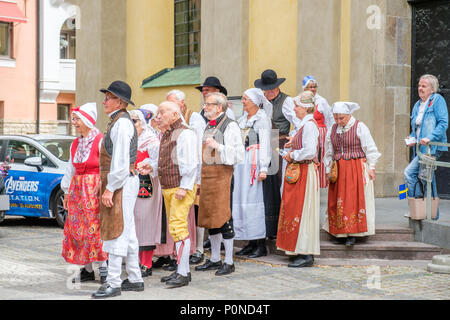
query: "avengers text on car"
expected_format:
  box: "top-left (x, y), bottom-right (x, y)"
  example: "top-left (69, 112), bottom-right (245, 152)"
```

top-left (0, 135), bottom-right (75, 227)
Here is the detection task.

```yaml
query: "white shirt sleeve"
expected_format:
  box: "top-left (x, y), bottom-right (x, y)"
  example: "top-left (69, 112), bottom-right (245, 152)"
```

top-left (323, 129), bottom-right (334, 174)
top-left (317, 96), bottom-right (335, 130)
top-left (217, 121), bottom-right (245, 165)
top-left (282, 97), bottom-right (302, 130)
top-left (177, 129), bottom-right (199, 191)
top-left (106, 118), bottom-right (134, 192)
top-left (291, 122), bottom-right (319, 162)
top-left (140, 136), bottom-right (160, 178)
top-left (61, 142), bottom-right (75, 194)
top-left (189, 112), bottom-right (206, 185)
top-left (357, 122), bottom-right (381, 170)
top-left (255, 119), bottom-right (272, 173)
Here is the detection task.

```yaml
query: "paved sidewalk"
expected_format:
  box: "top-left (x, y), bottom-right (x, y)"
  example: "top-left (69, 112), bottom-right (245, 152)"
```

top-left (0, 213), bottom-right (449, 300)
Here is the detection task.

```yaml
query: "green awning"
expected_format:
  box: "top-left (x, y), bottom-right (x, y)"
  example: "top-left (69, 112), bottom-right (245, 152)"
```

top-left (141, 65), bottom-right (201, 88)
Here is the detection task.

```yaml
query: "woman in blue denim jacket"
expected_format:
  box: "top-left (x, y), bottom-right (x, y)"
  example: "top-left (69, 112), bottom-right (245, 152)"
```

top-left (404, 74), bottom-right (448, 219)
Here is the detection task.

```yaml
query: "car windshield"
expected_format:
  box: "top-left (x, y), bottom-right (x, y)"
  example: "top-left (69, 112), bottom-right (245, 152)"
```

top-left (37, 139), bottom-right (74, 162)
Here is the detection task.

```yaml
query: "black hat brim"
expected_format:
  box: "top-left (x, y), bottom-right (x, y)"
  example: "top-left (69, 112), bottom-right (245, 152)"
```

top-left (254, 78), bottom-right (286, 90)
top-left (100, 88), bottom-right (135, 106)
top-left (195, 85), bottom-right (228, 96)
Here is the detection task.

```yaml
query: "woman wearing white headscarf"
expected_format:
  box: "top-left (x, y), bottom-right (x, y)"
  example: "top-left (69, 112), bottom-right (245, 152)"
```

top-left (61, 102), bottom-right (108, 283)
top-left (302, 75), bottom-right (334, 188)
top-left (129, 108), bottom-right (161, 277)
top-left (276, 91), bottom-right (320, 268)
top-left (322, 102), bottom-right (381, 246)
top-left (233, 88), bottom-right (273, 258)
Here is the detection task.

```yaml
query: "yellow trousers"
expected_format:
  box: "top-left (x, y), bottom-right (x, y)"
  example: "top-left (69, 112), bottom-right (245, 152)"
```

top-left (162, 185), bottom-right (197, 243)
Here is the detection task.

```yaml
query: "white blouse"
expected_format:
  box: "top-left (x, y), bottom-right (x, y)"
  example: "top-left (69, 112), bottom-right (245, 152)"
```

top-left (290, 114), bottom-right (319, 162)
top-left (175, 128), bottom-right (200, 191)
top-left (237, 109), bottom-right (272, 172)
top-left (323, 116), bottom-right (381, 173)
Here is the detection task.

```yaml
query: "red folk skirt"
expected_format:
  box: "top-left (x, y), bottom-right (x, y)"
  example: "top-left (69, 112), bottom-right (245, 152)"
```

top-left (317, 126), bottom-right (329, 189)
top-left (327, 158), bottom-right (368, 235)
top-left (276, 163), bottom-right (309, 252)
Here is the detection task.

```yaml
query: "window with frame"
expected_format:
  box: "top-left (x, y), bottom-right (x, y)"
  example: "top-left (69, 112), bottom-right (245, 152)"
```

top-left (60, 19), bottom-right (76, 59)
top-left (57, 104), bottom-right (70, 135)
top-left (174, 0), bottom-right (201, 67)
top-left (0, 22), bottom-right (11, 58)
top-left (6, 140), bottom-right (53, 167)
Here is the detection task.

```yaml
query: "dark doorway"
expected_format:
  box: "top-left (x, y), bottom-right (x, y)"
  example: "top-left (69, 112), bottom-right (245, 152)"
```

top-left (410, 0), bottom-right (450, 199)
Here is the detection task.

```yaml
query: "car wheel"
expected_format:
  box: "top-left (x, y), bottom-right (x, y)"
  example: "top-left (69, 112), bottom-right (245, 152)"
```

top-left (0, 211), bottom-right (4, 224)
top-left (53, 189), bottom-right (67, 228)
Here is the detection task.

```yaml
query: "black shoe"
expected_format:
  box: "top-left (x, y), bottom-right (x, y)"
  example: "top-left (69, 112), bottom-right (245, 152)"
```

top-left (72, 268), bottom-right (95, 283)
top-left (163, 259), bottom-right (177, 271)
top-left (91, 284), bottom-right (121, 299)
top-left (288, 255), bottom-right (314, 268)
top-left (215, 263), bottom-right (235, 276)
top-left (235, 241), bottom-right (256, 256)
top-left (120, 279), bottom-right (144, 292)
top-left (248, 239), bottom-right (267, 258)
top-left (161, 271), bottom-right (191, 282)
top-left (152, 256), bottom-right (171, 268)
top-left (141, 266), bottom-right (152, 277)
top-left (288, 254), bottom-right (305, 262)
top-left (194, 259), bottom-right (222, 271)
top-left (100, 275), bottom-right (107, 284)
top-left (203, 238), bottom-right (211, 249)
top-left (165, 273), bottom-right (189, 288)
top-left (345, 237), bottom-right (356, 247)
top-left (189, 252), bottom-right (204, 265)
top-left (333, 237), bottom-right (347, 245)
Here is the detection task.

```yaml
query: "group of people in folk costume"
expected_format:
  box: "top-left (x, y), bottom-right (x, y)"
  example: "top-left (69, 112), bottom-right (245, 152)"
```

top-left (60, 69), bottom-right (381, 298)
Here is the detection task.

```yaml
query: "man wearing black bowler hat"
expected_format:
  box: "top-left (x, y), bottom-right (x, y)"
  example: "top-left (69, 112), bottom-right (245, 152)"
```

top-left (92, 80), bottom-right (144, 298)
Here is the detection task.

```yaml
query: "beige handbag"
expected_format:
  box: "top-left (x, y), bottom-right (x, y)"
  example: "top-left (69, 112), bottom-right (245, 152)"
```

top-left (408, 181), bottom-right (438, 220)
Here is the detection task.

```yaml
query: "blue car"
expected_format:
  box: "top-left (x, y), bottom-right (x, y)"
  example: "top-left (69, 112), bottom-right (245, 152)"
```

top-left (0, 134), bottom-right (75, 227)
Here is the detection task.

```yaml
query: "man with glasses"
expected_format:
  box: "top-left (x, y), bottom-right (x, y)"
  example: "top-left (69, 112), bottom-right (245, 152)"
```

top-left (91, 80), bottom-right (144, 298)
top-left (195, 92), bottom-right (244, 276)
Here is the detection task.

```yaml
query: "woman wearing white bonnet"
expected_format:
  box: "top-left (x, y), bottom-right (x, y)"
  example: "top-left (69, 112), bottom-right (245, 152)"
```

top-left (322, 101), bottom-right (381, 246)
top-left (276, 90), bottom-right (320, 268)
top-left (233, 88), bottom-right (277, 259)
top-left (302, 75), bottom-right (335, 189)
top-left (61, 102), bottom-right (109, 283)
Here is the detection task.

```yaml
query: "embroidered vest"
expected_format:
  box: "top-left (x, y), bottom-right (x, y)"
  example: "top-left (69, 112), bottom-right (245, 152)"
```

top-left (158, 118), bottom-right (188, 189)
top-left (330, 120), bottom-right (366, 161)
top-left (291, 118), bottom-right (319, 163)
top-left (202, 113), bottom-right (234, 166)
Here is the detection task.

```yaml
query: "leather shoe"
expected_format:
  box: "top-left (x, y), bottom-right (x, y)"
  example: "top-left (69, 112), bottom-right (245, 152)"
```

top-left (189, 252), bottom-right (204, 264)
top-left (91, 284), bottom-right (121, 299)
top-left (288, 255), bottom-right (314, 268)
top-left (161, 271), bottom-right (192, 283)
top-left (195, 259), bottom-right (222, 271)
top-left (203, 238), bottom-right (211, 249)
top-left (141, 265), bottom-right (152, 277)
top-left (345, 236), bottom-right (356, 247)
top-left (72, 268), bottom-right (95, 283)
top-left (152, 256), bottom-right (171, 268)
top-left (215, 263), bottom-right (235, 276)
top-left (166, 273), bottom-right (189, 288)
top-left (248, 244), bottom-right (267, 258)
top-left (163, 259), bottom-right (177, 271)
top-left (121, 279), bottom-right (144, 292)
top-left (235, 241), bottom-right (256, 256)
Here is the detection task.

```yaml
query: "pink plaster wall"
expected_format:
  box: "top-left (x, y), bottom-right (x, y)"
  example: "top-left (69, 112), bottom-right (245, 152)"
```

top-left (0, 0), bottom-right (37, 121)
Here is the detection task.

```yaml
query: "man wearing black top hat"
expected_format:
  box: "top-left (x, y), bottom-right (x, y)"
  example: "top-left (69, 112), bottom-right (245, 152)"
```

top-left (92, 80), bottom-right (144, 298)
top-left (196, 76), bottom-right (235, 121)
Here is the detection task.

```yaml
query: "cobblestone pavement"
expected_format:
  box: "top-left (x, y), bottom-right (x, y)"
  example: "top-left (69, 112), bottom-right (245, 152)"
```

top-left (0, 217), bottom-right (449, 300)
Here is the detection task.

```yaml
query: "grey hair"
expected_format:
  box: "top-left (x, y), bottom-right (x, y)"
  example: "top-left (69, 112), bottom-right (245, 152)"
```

top-left (158, 101), bottom-right (189, 127)
top-left (166, 89), bottom-right (186, 102)
top-left (205, 92), bottom-right (228, 112)
top-left (420, 74), bottom-right (439, 93)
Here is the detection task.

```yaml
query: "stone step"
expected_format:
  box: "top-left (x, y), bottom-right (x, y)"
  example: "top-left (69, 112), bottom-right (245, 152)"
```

top-left (320, 227), bottom-right (415, 242)
top-left (427, 254), bottom-right (450, 274)
top-left (235, 239), bottom-right (443, 260)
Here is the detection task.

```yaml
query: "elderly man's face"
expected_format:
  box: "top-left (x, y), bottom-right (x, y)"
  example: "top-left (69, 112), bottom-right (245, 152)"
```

top-left (201, 86), bottom-right (220, 100)
top-left (263, 87), bottom-right (280, 101)
top-left (102, 93), bottom-right (121, 114)
top-left (334, 113), bottom-right (352, 127)
top-left (418, 78), bottom-right (434, 101)
top-left (156, 105), bottom-right (178, 130)
top-left (203, 96), bottom-right (222, 120)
